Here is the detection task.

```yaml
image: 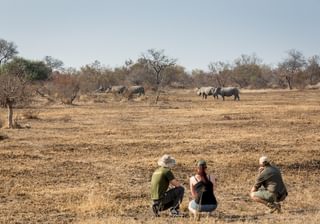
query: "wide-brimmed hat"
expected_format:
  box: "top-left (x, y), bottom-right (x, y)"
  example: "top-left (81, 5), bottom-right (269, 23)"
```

top-left (158, 154), bottom-right (176, 168)
top-left (259, 156), bottom-right (269, 165)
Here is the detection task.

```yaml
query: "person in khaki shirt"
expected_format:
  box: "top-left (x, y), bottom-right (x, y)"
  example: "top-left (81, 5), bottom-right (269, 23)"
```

top-left (151, 154), bottom-right (184, 217)
top-left (250, 156), bottom-right (288, 213)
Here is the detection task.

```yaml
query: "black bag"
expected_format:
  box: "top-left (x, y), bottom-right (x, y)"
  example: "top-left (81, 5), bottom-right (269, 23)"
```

top-left (194, 180), bottom-right (217, 205)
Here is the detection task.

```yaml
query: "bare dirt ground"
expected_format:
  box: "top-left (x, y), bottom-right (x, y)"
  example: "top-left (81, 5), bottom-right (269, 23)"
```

top-left (0, 89), bottom-right (319, 224)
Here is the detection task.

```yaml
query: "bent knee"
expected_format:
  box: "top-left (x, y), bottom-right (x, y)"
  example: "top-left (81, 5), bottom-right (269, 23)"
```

top-left (176, 186), bottom-right (185, 195)
top-left (250, 192), bottom-right (256, 199)
top-left (178, 186), bottom-right (185, 193)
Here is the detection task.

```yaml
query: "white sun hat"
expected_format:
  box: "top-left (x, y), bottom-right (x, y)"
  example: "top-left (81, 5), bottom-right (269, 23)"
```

top-left (259, 156), bottom-right (269, 165)
top-left (157, 154), bottom-right (176, 168)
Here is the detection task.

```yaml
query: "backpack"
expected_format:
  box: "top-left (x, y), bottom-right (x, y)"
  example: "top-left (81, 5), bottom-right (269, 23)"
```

top-left (194, 176), bottom-right (217, 205)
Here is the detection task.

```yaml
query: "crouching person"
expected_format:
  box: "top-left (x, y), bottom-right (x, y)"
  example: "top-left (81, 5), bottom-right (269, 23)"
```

top-left (250, 156), bottom-right (288, 213)
top-left (151, 154), bottom-right (185, 217)
top-left (188, 160), bottom-right (218, 219)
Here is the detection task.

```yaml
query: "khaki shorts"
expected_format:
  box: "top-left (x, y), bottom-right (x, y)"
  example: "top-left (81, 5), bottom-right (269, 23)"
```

top-left (253, 189), bottom-right (276, 203)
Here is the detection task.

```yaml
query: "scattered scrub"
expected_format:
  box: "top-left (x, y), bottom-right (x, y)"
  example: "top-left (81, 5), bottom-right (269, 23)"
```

top-left (0, 133), bottom-right (8, 141)
top-left (21, 110), bottom-right (40, 120)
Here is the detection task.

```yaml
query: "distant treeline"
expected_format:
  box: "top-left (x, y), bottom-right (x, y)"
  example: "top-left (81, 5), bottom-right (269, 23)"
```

top-left (1, 38), bottom-right (320, 128)
top-left (1, 38), bottom-right (320, 94)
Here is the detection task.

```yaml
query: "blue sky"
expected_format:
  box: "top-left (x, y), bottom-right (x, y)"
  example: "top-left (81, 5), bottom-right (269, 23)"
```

top-left (1, 0), bottom-right (319, 71)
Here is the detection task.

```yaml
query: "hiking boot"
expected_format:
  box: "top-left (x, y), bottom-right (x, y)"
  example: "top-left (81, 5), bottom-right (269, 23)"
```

top-left (274, 203), bottom-right (281, 213)
top-left (170, 208), bottom-right (185, 217)
top-left (152, 203), bottom-right (160, 217)
top-left (268, 202), bottom-right (281, 214)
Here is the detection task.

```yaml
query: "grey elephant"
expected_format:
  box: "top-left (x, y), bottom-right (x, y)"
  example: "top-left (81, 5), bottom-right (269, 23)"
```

top-left (213, 87), bottom-right (240, 101)
top-left (196, 87), bottom-right (218, 99)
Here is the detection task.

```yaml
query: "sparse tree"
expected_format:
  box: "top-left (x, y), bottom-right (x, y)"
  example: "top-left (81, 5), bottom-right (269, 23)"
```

top-left (208, 61), bottom-right (231, 87)
top-left (278, 49), bottom-right (306, 89)
top-left (305, 55), bottom-right (320, 85)
top-left (162, 65), bottom-right (190, 88)
top-left (140, 49), bottom-right (177, 103)
top-left (44, 56), bottom-right (64, 72)
top-left (0, 39), bottom-right (18, 65)
top-left (5, 57), bottom-right (52, 81)
top-left (258, 64), bottom-right (274, 88)
top-left (0, 65), bottom-right (31, 128)
top-left (191, 69), bottom-right (213, 87)
top-left (47, 73), bottom-right (80, 105)
top-left (127, 62), bottom-right (150, 86)
top-left (125, 59), bottom-right (134, 67)
top-left (230, 54), bottom-right (269, 88)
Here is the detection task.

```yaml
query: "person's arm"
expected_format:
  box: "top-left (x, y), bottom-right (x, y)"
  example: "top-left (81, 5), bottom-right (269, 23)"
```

top-left (170, 178), bottom-right (181, 187)
top-left (258, 166), bottom-right (265, 173)
top-left (190, 177), bottom-right (197, 198)
top-left (209, 174), bottom-right (216, 191)
top-left (251, 169), bottom-right (266, 192)
top-left (166, 170), bottom-right (180, 188)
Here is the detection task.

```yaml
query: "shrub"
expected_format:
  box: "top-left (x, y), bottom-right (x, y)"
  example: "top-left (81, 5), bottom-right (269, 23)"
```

top-left (0, 133), bottom-right (9, 141)
top-left (21, 110), bottom-right (40, 120)
top-left (47, 73), bottom-right (80, 105)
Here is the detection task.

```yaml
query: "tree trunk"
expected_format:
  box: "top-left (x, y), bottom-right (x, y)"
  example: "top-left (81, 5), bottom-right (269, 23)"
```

top-left (216, 76), bottom-right (222, 87)
top-left (155, 83), bottom-right (161, 104)
top-left (7, 102), bottom-right (14, 129)
top-left (285, 76), bottom-right (293, 90)
top-left (155, 91), bottom-right (160, 104)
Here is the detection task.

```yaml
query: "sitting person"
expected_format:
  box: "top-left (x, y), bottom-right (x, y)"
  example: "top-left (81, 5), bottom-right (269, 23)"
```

top-left (250, 156), bottom-right (288, 213)
top-left (189, 160), bottom-right (218, 216)
top-left (151, 154), bottom-right (185, 217)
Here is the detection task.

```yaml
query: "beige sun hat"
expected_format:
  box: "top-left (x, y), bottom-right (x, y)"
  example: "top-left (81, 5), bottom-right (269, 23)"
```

top-left (157, 154), bottom-right (176, 168)
top-left (259, 156), bottom-right (269, 165)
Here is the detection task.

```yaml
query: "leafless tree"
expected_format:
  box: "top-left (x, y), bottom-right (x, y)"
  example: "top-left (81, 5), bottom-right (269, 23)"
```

top-left (141, 49), bottom-right (177, 103)
top-left (306, 55), bottom-right (320, 85)
top-left (46, 73), bottom-right (80, 105)
top-left (278, 49), bottom-right (306, 89)
top-left (208, 61), bottom-right (231, 87)
top-left (0, 70), bottom-right (31, 128)
top-left (0, 39), bottom-right (18, 65)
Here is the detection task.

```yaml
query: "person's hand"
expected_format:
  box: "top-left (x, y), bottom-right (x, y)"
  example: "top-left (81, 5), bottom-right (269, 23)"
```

top-left (250, 186), bottom-right (256, 193)
top-left (258, 166), bottom-right (265, 173)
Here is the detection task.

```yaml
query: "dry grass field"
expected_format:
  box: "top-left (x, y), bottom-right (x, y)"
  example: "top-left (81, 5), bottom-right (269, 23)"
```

top-left (0, 89), bottom-right (319, 224)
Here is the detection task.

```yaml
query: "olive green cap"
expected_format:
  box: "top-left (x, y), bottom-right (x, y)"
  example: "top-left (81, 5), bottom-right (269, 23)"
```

top-left (197, 160), bottom-right (207, 167)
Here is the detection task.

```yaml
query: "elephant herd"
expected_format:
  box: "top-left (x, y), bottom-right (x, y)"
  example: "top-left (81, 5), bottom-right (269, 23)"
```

top-left (196, 86), bottom-right (240, 101)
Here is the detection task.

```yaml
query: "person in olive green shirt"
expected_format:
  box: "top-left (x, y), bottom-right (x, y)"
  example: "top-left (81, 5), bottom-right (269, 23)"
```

top-left (250, 156), bottom-right (288, 213)
top-left (151, 154), bottom-right (184, 217)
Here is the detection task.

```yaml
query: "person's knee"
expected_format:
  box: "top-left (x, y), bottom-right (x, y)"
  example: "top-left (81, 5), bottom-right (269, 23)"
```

top-left (250, 192), bottom-right (256, 199)
top-left (175, 186), bottom-right (184, 199)
top-left (212, 204), bottom-right (218, 211)
top-left (178, 186), bottom-right (185, 195)
top-left (250, 192), bottom-right (260, 202)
